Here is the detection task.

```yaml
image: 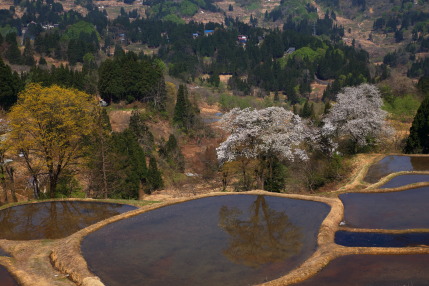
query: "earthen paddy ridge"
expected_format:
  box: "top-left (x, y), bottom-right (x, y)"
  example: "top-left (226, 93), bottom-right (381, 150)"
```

top-left (1, 154), bottom-right (429, 286)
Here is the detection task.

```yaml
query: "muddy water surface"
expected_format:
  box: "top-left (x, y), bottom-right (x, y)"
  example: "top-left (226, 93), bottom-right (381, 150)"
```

top-left (340, 186), bottom-right (429, 229)
top-left (364, 156), bottom-right (429, 184)
top-left (295, 254), bottom-right (429, 286)
top-left (0, 265), bottom-right (18, 286)
top-left (82, 195), bottom-right (330, 286)
top-left (0, 201), bottom-right (137, 240)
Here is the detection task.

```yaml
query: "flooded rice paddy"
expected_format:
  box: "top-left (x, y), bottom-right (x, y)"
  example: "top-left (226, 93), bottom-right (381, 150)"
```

top-left (0, 265), bottom-right (19, 286)
top-left (0, 201), bottom-right (136, 240)
top-left (379, 174), bottom-right (429, 188)
top-left (0, 248), bottom-right (10, 257)
top-left (295, 254), bottom-right (429, 286)
top-left (364, 155), bottom-right (429, 183)
top-left (340, 186), bottom-right (429, 229)
top-left (5, 154), bottom-right (429, 285)
top-left (335, 231), bottom-right (429, 247)
top-left (81, 195), bottom-right (330, 286)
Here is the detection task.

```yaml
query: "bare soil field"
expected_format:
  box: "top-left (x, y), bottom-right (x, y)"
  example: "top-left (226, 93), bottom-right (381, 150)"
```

top-left (336, 16), bottom-right (399, 62)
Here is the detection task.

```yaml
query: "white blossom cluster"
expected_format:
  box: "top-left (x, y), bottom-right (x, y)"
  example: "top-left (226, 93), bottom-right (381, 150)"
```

top-left (216, 84), bottom-right (393, 165)
top-left (216, 107), bottom-right (310, 164)
top-left (322, 83), bottom-right (393, 148)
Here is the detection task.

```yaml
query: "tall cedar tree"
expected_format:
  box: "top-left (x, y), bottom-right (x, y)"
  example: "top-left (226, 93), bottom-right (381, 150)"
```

top-left (0, 57), bottom-right (22, 110)
top-left (128, 110), bottom-right (155, 153)
top-left (159, 134), bottom-right (185, 172)
top-left (110, 130), bottom-right (147, 198)
top-left (5, 33), bottom-right (21, 65)
top-left (23, 38), bottom-right (35, 66)
top-left (87, 108), bottom-right (114, 198)
top-left (404, 96), bottom-right (429, 153)
top-left (146, 157), bottom-right (163, 194)
top-left (173, 84), bottom-right (197, 131)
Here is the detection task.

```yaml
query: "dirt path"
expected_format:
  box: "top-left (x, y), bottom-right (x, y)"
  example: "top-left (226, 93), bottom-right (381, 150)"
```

top-left (0, 239), bottom-right (75, 286)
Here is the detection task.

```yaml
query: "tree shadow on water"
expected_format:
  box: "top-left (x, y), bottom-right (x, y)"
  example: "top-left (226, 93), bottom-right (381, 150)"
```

top-left (218, 195), bottom-right (303, 268)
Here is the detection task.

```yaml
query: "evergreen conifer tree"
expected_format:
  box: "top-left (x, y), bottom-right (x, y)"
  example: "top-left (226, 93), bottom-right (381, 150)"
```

top-left (159, 134), bottom-right (185, 172)
top-left (301, 100), bottom-right (312, 118)
top-left (109, 130), bottom-right (147, 198)
top-left (0, 56), bottom-right (22, 110)
top-left (274, 91), bottom-right (279, 102)
top-left (114, 43), bottom-right (125, 58)
top-left (23, 38), bottom-right (35, 66)
top-left (323, 101), bottom-right (331, 114)
top-left (38, 56), bottom-right (47, 65)
top-left (5, 33), bottom-right (22, 65)
top-left (404, 96), bottom-right (429, 153)
top-left (173, 84), bottom-right (197, 131)
top-left (146, 157), bottom-right (163, 194)
top-left (129, 110), bottom-right (155, 153)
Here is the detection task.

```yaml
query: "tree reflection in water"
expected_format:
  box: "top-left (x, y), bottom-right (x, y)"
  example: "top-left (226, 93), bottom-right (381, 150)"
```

top-left (0, 201), bottom-right (136, 240)
top-left (218, 195), bottom-right (302, 267)
top-left (410, 156), bottom-right (429, 171)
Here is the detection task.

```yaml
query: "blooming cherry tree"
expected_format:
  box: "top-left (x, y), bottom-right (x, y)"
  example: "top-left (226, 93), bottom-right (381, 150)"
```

top-left (216, 107), bottom-right (311, 190)
top-left (322, 83), bottom-right (392, 152)
top-left (217, 107), bottom-right (310, 164)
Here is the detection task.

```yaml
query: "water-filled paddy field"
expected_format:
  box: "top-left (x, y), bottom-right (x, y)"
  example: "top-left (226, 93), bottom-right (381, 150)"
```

top-left (379, 174), bottom-right (429, 188)
top-left (0, 247), bottom-right (10, 257)
top-left (364, 155), bottom-right (429, 183)
top-left (335, 231), bottom-right (429, 247)
top-left (340, 186), bottom-right (429, 229)
top-left (295, 254), bottom-right (429, 286)
top-left (0, 201), bottom-right (137, 240)
top-left (81, 195), bottom-right (330, 286)
top-left (0, 266), bottom-right (18, 286)
top-left (4, 155), bottom-right (429, 286)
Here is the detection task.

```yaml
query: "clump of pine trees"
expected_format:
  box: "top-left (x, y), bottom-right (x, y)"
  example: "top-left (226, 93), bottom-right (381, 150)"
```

top-left (87, 110), bottom-right (164, 199)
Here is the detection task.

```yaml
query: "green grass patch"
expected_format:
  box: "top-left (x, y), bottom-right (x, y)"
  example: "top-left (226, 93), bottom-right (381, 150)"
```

top-left (383, 94), bottom-right (421, 123)
top-left (246, 2), bottom-right (260, 10)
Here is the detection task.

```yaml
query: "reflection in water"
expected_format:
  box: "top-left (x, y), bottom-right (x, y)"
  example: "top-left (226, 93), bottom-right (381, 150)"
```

top-left (340, 187), bottom-right (429, 229)
top-left (296, 254), bottom-right (429, 286)
top-left (364, 156), bottom-right (429, 184)
top-left (219, 196), bottom-right (302, 267)
top-left (0, 201), bottom-right (136, 240)
top-left (0, 247), bottom-right (10, 257)
top-left (0, 265), bottom-right (18, 286)
top-left (380, 174), bottom-right (429, 189)
top-left (82, 195), bottom-right (330, 286)
top-left (410, 156), bottom-right (429, 171)
top-left (335, 231), bottom-right (429, 248)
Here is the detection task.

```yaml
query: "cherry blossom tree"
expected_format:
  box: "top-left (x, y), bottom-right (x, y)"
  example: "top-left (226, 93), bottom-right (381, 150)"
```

top-left (322, 83), bottom-right (392, 153)
top-left (216, 107), bottom-right (310, 190)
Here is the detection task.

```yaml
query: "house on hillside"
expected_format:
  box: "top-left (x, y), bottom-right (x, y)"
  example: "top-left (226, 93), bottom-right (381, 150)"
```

top-left (204, 30), bottom-right (214, 36)
top-left (237, 35), bottom-right (247, 44)
top-left (286, 47), bottom-right (296, 54)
